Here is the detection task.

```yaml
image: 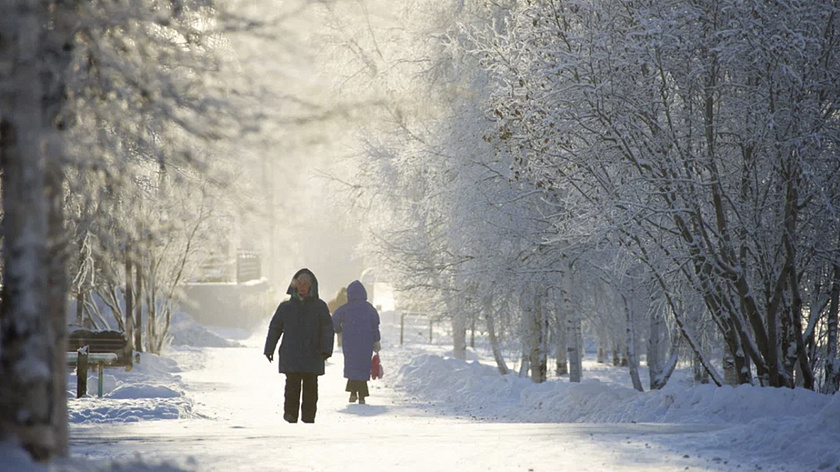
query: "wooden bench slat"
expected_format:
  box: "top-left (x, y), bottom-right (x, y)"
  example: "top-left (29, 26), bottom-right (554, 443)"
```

top-left (65, 352), bottom-right (118, 365)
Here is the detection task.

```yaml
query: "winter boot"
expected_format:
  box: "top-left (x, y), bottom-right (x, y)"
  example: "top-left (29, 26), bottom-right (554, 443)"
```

top-left (359, 396), bottom-right (366, 404)
top-left (349, 392), bottom-right (357, 403)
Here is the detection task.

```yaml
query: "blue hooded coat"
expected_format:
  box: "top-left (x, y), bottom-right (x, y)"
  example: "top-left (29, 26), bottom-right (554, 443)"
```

top-left (332, 280), bottom-right (381, 381)
top-left (263, 268), bottom-right (334, 375)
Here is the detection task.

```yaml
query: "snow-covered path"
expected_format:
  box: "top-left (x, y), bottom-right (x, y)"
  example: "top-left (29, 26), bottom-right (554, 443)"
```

top-left (66, 322), bottom-right (752, 472)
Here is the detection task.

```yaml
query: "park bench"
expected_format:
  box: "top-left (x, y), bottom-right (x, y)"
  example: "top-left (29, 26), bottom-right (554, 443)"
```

top-left (66, 329), bottom-right (132, 398)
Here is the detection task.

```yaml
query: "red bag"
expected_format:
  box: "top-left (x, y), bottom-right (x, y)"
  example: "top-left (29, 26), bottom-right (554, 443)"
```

top-left (371, 353), bottom-right (384, 380)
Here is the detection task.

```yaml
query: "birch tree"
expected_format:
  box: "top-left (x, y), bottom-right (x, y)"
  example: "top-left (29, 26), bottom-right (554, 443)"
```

top-left (0, 0), bottom-right (80, 458)
top-left (1, 0), bottom-right (256, 461)
top-left (60, 0), bottom-right (250, 354)
top-left (476, 0), bottom-right (840, 389)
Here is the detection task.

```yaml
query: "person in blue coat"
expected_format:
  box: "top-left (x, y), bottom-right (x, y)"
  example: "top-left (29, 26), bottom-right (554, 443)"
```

top-left (264, 268), bottom-right (334, 423)
top-left (332, 280), bottom-right (381, 404)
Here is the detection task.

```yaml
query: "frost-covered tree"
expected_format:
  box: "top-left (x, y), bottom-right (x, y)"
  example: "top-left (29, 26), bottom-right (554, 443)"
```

top-left (1, 0), bottom-right (259, 461)
top-left (477, 0), bottom-right (840, 389)
top-left (318, 0), bottom-right (624, 383)
top-left (316, 0), bottom-right (490, 360)
top-left (59, 0), bottom-right (253, 355)
top-left (0, 0), bottom-right (78, 459)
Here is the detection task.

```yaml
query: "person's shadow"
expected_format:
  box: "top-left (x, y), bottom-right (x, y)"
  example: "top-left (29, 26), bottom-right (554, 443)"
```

top-left (341, 404), bottom-right (387, 417)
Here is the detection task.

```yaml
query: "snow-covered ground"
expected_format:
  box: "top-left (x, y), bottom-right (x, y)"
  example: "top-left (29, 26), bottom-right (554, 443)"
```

top-left (2, 311), bottom-right (839, 472)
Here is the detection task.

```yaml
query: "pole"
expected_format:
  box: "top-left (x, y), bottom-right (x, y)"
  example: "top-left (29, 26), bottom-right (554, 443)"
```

top-left (97, 362), bottom-right (105, 397)
top-left (400, 312), bottom-right (406, 345)
top-left (76, 347), bottom-right (88, 398)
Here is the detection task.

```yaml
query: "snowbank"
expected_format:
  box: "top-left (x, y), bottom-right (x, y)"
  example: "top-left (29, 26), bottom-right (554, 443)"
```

top-left (394, 351), bottom-right (840, 471)
top-left (65, 315), bottom-right (233, 424)
top-left (396, 353), bottom-right (837, 425)
top-left (169, 312), bottom-right (243, 348)
top-left (66, 350), bottom-right (194, 424)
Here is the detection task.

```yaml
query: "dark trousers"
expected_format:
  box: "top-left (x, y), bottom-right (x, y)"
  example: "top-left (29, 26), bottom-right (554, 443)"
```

top-left (284, 372), bottom-right (319, 423)
top-left (346, 379), bottom-right (369, 399)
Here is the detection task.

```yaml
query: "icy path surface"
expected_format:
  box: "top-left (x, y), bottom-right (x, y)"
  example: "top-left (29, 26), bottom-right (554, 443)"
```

top-left (69, 326), bottom-right (741, 472)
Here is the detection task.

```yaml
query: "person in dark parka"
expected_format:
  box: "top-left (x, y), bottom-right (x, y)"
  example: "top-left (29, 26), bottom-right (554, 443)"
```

top-left (264, 268), bottom-right (334, 423)
top-left (332, 280), bottom-right (381, 404)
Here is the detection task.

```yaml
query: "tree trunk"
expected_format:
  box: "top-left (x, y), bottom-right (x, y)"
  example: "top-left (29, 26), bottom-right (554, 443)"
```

top-left (786, 259), bottom-right (814, 389)
top-left (125, 248), bottom-right (134, 352)
top-left (611, 342), bottom-right (620, 366)
top-left (451, 305), bottom-right (467, 360)
top-left (529, 291), bottom-right (547, 383)
top-left (722, 343), bottom-right (740, 386)
top-left (596, 325), bottom-right (608, 364)
top-left (147, 271), bottom-right (159, 353)
top-left (484, 301), bottom-right (509, 375)
top-left (823, 263), bottom-right (840, 394)
top-left (651, 326), bottom-right (681, 390)
top-left (519, 292), bottom-right (533, 378)
top-left (613, 327), bottom-right (625, 366)
top-left (553, 297), bottom-right (568, 376)
top-left (518, 351), bottom-right (530, 378)
top-left (43, 0), bottom-right (75, 452)
top-left (45, 126), bottom-right (68, 459)
top-left (693, 352), bottom-right (710, 385)
top-left (45, 0), bottom-right (76, 447)
top-left (135, 263), bottom-right (143, 352)
top-left (567, 312), bottom-right (583, 383)
top-left (622, 294), bottom-right (644, 392)
top-left (470, 315), bottom-right (476, 349)
top-left (0, 122), bottom-right (55, 459)
top-left (647, 305), bottom-right (664, 388)
top-left (0, 1), bottom-right (63, 460)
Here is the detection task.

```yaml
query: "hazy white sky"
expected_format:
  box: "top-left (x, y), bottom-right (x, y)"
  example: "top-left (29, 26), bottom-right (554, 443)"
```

top-left (226, 0), bottom-right (374, 298)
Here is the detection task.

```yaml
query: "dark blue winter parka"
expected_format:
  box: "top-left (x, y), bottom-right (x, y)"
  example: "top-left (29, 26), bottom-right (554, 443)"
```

top-left (264, 268), bottom-right (334, 375)
top-left (332, 280), bottom-right (381, 381)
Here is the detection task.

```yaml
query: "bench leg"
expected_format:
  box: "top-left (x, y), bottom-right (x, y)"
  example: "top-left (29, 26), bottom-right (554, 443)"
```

top-left (98, 362), bottom-right (104, 397)
top-left (77, 351), bottom-right (89, 398)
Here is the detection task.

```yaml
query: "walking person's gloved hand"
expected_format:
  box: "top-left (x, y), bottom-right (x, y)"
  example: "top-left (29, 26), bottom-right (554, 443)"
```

top-left (373, 341), bottom-right (381, 353)
top-left (265, 353), bottom-right (273, 362)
